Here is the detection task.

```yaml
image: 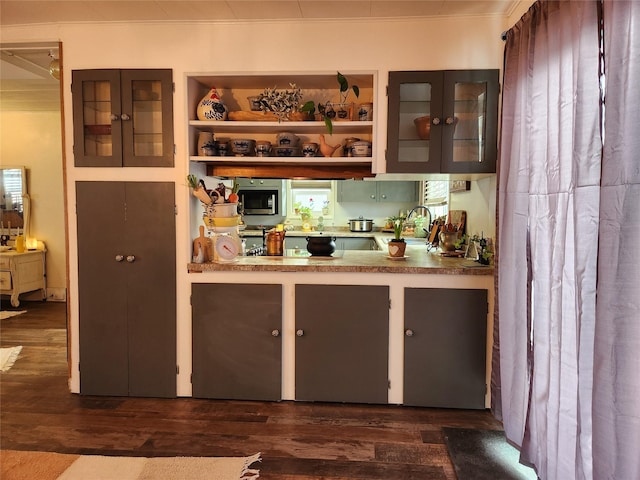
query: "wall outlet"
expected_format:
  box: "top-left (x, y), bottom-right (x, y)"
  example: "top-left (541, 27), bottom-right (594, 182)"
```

top-left (47, 288), bottom-right (67, 302)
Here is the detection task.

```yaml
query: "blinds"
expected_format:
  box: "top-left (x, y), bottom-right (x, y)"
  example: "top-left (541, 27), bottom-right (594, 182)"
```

top-left (423, 180), bottom-right (449, 206)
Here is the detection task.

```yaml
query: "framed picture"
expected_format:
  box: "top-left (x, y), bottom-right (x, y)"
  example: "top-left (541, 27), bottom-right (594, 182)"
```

top-left (450, 180), bottom-right (471, 192)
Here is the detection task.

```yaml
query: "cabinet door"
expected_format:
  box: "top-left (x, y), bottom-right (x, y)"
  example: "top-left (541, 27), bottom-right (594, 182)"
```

top-left (73, 69), bottom-right (174, 167)
top-left (378, 181), bottom-right (418, 203)
top-left (337, 180), bottom-right (417, 203)
top-left (285, 237), bottom-right (308, 250)
top-left (77, 181), bottom-right (176, 397)
top-left (192, 283), bottom-right (282, 401)
top-left (404, 288), bottom-right (487, 409)
top-left (386, 71), bottom-right (444, 174)
top-left (440, 70), bottom-right (499, 174)
top-left (386, 70), bottom-right (498, 174)
top-left (336, 237), bottom-right (376, 250)
top-left (295, 284), bottom-right (389, 404)
top-left (120, 69), bottom-right (174, 167)
top-left (72, 70), bottom-right (124, 167)
top-left (336, 180), bottom-right (377, 202)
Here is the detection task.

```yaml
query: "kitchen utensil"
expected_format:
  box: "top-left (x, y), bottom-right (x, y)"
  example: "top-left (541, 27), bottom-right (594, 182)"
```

top-left (306, 235), bottom-right (336, 256)
top-left (265, 229), bottom-right (286, 256)
top-left (348, 217), bottom-right (374, 232)
top-left (193, 225), bottom-right (212, 263)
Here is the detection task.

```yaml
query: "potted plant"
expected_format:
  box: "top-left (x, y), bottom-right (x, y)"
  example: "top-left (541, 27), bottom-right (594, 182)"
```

top-left (299, 72), bottom-right (360, 135)
top-left (258, 83), bottom-right (304, 121)
top-left (387, 214), bottom-right (407, 258)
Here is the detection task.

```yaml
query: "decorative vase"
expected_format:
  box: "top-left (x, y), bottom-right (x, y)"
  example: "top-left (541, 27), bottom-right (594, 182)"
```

top-left (197, 87), bottom-right (228, 121)
top-left (387, 240), bottom-right (407, 258)
top-left (439, 231), bottom-right (459, 252)
top-left (197, 131), bottom-right (214, 156)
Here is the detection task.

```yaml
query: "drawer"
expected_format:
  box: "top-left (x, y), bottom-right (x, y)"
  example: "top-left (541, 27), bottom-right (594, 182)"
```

top-left (0, 257), bottom-right (10, 269)
top-left (0, 271), bottom-right (12, 289)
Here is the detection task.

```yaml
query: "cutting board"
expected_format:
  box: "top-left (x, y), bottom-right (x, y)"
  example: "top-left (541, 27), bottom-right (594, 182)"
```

top-left (193, 226), bottom-right (212, 263)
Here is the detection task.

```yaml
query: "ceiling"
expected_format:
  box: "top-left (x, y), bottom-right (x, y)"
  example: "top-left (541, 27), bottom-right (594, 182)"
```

top-left (1, 1), bottom-right (523, 26)
top-left (0, 1), bottom-right (524, 111)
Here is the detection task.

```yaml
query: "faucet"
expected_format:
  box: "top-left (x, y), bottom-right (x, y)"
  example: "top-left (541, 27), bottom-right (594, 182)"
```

top-left (407, 206), bottom-right (432, 227)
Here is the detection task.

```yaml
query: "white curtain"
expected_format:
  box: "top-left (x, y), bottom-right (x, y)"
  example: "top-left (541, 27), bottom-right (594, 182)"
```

top-left (497, 1), bottom-right (602, 478)
top-left (592, 1), bottom-right (640, 479)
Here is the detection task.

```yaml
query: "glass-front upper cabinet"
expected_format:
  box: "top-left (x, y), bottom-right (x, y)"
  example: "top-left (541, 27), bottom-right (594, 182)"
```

top-left (72, 69), bottom-right (174, 167)
top-left (386, 70), bottom-right (498, 174)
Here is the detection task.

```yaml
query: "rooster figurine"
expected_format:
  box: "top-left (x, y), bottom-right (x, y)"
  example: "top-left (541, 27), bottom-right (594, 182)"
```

top-left (318, 134), bottom-right (341, 158)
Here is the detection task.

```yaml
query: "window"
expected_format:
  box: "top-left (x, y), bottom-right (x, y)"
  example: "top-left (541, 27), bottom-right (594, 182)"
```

top-left (287, 180), bottom-right (334, 218)
top-left (423, 180), bottom-right (449, 221)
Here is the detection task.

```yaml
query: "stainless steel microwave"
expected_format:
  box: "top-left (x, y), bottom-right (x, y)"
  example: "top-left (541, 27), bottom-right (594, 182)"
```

top-left (236, 179), bottom-right (286, 226)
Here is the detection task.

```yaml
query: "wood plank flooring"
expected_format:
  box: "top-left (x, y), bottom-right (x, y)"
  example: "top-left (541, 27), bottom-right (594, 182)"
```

top-left (0, 300), bottom-right (505, 479)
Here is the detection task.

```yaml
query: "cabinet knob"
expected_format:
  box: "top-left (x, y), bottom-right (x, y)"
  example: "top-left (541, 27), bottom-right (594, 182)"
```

top-left (120, 113), bottom-right (131, 121)
top-left (126, 255), bottom-right (136, 263)
top-left (110, 114), bottom-right (119, 121)
top-left (431, 117), bottom-right (441, 125)
top-left (271, 329), bottom-right (280, 337)
top-left (115, 254), bottom-right (124, 262)
top-left (370, 194), bottom-right (376, 199)
top-left (296, 329), bottom-right (304, 337)
top-left (445, 116), bottom-right (455, 125)
top-left (381, 194), bottom-right (387, 199)
top-left (405, 329), bottom-right (414, 337)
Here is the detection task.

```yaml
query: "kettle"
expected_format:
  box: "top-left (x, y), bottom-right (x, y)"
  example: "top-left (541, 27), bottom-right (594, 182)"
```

top-left (265, 229), bottom-right (286, 256)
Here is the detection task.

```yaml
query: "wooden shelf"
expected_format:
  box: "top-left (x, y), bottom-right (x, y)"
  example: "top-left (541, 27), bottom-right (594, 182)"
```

top-left (189, 120), bottom-right (373, 134)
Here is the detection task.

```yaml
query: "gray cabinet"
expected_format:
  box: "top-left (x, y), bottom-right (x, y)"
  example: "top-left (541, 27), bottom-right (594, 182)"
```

top-left (77, 181), bottom-right (176, 397)
top-left (335, 237), bottom-right (377, 250)
top-left (337, 180), bottom-right (418, 203)
top-left (285, 236), bottom-right (376, 251)
top-left (387, 70), bottom-right (498, 174)
top-left (192, 283), bottom-right (282, 401)
top-left (295, 284), bottom-right (389, 404)
top-left (72, 69), bottom-right (174, 167)
top-left (403, 287), bottom-right (487, 409)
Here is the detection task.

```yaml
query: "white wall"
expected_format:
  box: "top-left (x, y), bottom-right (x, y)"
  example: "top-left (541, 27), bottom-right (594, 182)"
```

top-left (2, 15), bottom-right (511, 394)
top-left (0, 109), bottom-right (66, 296)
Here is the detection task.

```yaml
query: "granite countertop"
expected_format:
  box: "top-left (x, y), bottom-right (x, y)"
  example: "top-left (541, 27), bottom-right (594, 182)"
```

top-left (188, 242), bottom-right (493, 275)
top-left (238, 227), bottom-right (385, 238)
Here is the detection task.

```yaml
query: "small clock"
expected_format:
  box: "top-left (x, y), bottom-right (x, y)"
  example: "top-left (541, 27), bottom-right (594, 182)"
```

top-left (214, 234), bottom-right (239, 262)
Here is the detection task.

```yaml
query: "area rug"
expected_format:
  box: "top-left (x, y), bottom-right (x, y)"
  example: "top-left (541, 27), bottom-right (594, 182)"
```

top-left (1, 450), bottom-right (261, 480)
top-left (0, 310), bottom-right (26, 320)
top-left (443, 427), bottom-right (537, 480)
top-left (0, 345), bottom-right (22, 372)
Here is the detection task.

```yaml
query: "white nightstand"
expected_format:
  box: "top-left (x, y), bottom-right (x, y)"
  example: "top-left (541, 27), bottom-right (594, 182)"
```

top-left (0, 250), bottom-right (46, 307)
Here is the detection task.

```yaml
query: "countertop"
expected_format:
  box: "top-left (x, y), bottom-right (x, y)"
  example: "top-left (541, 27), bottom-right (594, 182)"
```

top-left (188, 229), bottom-right (493, 275)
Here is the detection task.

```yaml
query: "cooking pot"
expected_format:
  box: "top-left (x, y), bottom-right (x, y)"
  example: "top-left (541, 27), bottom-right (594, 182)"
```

top-left (348, 217), bottom-right (374, 232)
top-left (306, 235), bottom-right (336, 256)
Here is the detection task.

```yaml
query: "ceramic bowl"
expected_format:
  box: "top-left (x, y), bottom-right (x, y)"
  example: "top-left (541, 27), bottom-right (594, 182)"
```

top-left (301, 142), bottom-right (319, 157)
top-left (276, 132), bottom-right (300, 147)
top-left (350, 141), bottom-right (372, 157)
top-left (255, 140), bottom-right (272, 157)
top-left (205, 202), bottom-right (238, 217)
top-left (273, 146), bottom-right (300, 157)
top-left (203, 215), bottom-right (239, 228)
top-left (230, 138), bottom-right (256, 156)
top-left (247, 95), bottom-right (262, 111)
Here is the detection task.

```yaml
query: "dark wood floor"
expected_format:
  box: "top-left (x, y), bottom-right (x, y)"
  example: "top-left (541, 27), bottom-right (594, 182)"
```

top-left (1, 300), bottom-right (504, 479)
